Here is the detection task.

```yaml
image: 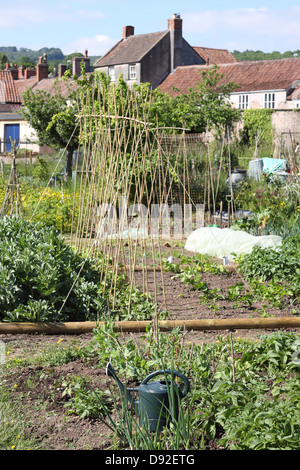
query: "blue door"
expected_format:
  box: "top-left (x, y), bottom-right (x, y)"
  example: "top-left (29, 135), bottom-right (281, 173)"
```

top-left (5, 124), bottom-right (20, 152)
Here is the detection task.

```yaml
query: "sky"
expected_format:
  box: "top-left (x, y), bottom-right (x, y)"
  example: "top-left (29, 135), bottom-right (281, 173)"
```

top-left (1, 0), bottom-right (300, 56)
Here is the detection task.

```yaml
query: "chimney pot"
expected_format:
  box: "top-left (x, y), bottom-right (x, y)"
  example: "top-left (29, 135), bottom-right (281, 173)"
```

top-left (168, 13), bottom-right (182, 31)
top-left (36, 58), bottom-right (49, 82)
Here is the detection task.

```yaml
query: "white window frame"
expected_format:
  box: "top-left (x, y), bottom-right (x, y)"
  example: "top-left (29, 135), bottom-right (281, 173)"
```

top-left (129, 64), bottom-right (137, 80)
top-left (108, 66), bottom-right (115, 82)
top-left (238, 94), bottom-right (249, 110)
top-left (264, 93), bottom-right (275, 109)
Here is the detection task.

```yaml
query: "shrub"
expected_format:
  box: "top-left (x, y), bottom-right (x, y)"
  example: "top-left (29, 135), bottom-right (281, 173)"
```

top-left (0, 177), bottom-right (79, 234)
top-left (0, 216), bottom-right (106, 322)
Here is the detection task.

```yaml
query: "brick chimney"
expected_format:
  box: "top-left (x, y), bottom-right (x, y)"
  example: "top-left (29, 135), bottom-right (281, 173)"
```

top-left (72, 51), bottom-right (90, 76)
top-left (168, 13), bottom-right (183, 71)
top-left (10, 66), bottom-right (18, 81)
top-left (36, 54), bottom-right (49, 82)
top-left (24, 68), bottom-right (36, 80)
top-left (18, 65), bottom-right (24, 79)
top-left (58, 64), bottom-right (67, 78)
top-left (4, 63), bottom-right (18, 80)
top-left (123, 26), bottom-right (134, 39)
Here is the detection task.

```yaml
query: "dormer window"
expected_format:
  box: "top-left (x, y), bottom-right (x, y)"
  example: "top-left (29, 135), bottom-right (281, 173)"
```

top-left (129, 64), bottom-right (137, 80)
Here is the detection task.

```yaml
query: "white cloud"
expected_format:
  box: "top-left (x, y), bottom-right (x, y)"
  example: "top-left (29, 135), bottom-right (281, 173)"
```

top-left (64, 34), bottom-right (116, 56)
top-left (183, 6), bottom-right (300, 51)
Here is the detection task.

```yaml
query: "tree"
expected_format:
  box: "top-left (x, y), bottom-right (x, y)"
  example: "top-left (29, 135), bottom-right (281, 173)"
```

top-left (0, 53), bottom-right (8, 68)
top-left (155, 65), bottom-right (241, 134)
top-left (17, 56), bottom-right (35, 69)
top-left (20, 64), bottom-right (241, 181)
top-left (21, 84), bottom-right (79, 179)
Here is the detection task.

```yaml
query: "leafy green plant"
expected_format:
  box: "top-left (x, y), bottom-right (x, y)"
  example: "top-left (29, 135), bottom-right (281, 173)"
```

top-left (0, 216), bottom-right (107, 322)
top-left (227, 282), bottom-right (254, 308)
top-left (0, 216), bottom-right (160, 323)
top-left (233, 174), bottom-right (300, 237)
top-left (3, 322), bottom-right (300, 450)
top-left (31, 157), bottom-right (50, 181)
top-left (241, 109), bottom-right (274, 148)
top-left (238, 235), bottom-right (300, 306)
top-left (91, 326), bottom-right (300, 450)
top-left (63, 376), bottom-right (112, 419)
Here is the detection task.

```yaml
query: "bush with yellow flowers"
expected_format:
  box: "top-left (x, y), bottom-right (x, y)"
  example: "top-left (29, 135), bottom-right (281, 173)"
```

top-left (0, 179), bottom-right (79, 234)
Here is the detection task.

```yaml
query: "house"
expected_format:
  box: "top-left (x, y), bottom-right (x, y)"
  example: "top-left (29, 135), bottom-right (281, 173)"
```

top-left (158, 58), bottom-right (300, 110)
top-left (0, 53), bottom-right (89, 155)
top-left (0, 67), bottom-right (24, 154)
top-left (0, 56), bottom-right (52, 154)
top-left (94, 14), bottom-right (235, 88)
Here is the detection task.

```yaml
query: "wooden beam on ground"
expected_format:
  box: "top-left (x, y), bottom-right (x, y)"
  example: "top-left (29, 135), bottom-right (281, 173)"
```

top-left (0, 317), bottom-right (300, 335)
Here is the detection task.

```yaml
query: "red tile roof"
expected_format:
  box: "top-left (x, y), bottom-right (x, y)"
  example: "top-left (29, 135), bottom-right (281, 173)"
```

top-left (158, 58), bottom-right (300, 97)
top-left (14, 77), bottom-right (77, 102)
top-left (0, 70), bottom-right (21, 103)
top-left (14, 76), bottom-right (37, 96)
top-left (33, 78), bottom-right (76, 98)
top-left (193, 47), bottom-right (237, 65)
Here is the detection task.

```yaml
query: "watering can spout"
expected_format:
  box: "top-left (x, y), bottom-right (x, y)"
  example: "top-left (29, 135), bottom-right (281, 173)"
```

top-left (106, 362), bottom-right (137, 409)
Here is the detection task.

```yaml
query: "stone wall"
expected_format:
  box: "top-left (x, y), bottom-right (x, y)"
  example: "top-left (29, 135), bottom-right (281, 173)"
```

top-left (271, 109), bottom-right (300, 154)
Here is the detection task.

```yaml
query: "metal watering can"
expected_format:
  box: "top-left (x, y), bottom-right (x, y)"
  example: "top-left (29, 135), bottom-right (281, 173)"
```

top-left (106, 362), bottom-right (190, 432)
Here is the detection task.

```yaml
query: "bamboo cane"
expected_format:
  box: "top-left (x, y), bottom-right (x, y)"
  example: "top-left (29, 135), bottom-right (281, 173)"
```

top-left (0, 317), bottom-right (299, 335)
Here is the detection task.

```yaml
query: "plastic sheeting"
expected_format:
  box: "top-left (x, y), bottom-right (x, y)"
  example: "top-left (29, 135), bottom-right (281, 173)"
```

top-left (262, 158), bottom-right (286, 173)
top-left (249, 158), bottom-right (287, 179)
top-left (185, 227), bottom-right (282, 261)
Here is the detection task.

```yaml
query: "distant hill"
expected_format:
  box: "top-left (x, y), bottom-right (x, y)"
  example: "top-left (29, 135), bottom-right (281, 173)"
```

top-left (0, 46), bottom-right (64, 62)
top-left (232, 49), bottom-right (300, 61)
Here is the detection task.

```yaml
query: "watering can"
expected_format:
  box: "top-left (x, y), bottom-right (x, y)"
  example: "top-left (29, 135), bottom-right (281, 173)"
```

top-left (106, 362), bottom-right (190, 432)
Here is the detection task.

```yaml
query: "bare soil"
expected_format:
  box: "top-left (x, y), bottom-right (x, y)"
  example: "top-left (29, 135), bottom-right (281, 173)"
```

top-left (1, 245), bottom-right (299, 450)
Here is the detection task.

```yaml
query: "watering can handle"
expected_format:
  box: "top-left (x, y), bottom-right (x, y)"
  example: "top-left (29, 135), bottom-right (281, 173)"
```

top-left (141, 369), bottom-right (190, 397)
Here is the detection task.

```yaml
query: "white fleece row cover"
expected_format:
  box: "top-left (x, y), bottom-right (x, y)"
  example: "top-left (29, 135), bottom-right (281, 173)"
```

top-left (185, 227), bottom-right (282, 261)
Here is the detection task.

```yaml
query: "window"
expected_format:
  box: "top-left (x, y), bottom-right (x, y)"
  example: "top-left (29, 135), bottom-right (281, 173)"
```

top-left (264, 93), bottom-right (275, 109)
top-left (129, 64), bottom-right (137, 80)
top-left (238, 94), bottom-right (249, 109)
top-left (108, 66), bottom-right (115, 82)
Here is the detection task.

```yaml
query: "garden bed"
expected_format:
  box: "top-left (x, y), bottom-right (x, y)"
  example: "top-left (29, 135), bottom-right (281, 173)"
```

top-left (1, 221), bottom-right (299, 451)
top-left (1, 242), bottom-right (299, 451)
top-left (1, 323), bottom-right (299, 451)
